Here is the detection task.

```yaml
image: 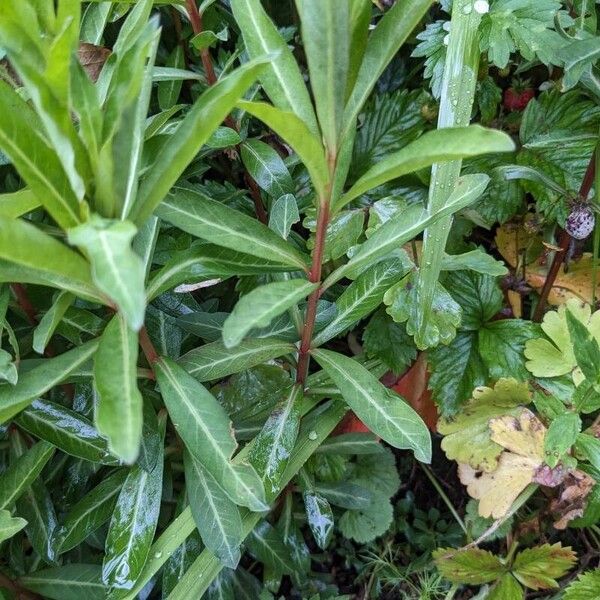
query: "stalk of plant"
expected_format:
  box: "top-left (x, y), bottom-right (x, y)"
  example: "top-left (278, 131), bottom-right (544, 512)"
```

top-left (414, 0), bottom-right (489, 348)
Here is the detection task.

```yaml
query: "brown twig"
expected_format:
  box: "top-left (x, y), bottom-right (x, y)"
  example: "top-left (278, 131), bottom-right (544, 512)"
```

top-left (533, 151), bottom-right (597, 322)
top-left (183, 0), bottom-right (268, 224)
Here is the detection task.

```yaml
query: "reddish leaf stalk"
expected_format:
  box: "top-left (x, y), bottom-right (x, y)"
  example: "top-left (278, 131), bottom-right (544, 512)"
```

top-left (139, 325), bottom-right (159, 368)
top-left (533, 151), bottom-right (597, 322)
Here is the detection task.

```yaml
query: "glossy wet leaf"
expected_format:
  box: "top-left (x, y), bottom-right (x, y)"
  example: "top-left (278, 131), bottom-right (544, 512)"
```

top-left (94, 314), bottom-right (143, 464)
top-left (250, 384), bottom-right (302, 494)
top-left (16, 399), bottom-right (119, 465)
top-left (184, 451), bottom-right (243, 569)
top-left (155, 357), bottom-right (267, 511)
top-left (178, 338), bottom-right (294, 382)
top-left (222, 280), bottom-right (317, 348)
top-left (102, 423), bottom-right (164, 590)
top-left (312, 349), bottom-right (432, 463)
top-left (20, 564), bottom-right (107, 600)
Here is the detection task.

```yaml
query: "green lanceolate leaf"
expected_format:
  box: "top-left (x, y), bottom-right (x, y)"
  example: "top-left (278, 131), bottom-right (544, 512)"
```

top-left (132, 58), bottom-right (268, 223)
top-left (33, 292), bottom-right (75, 354)
top-left (250, 384), bottom-right (302, 495)
top-left (295, 0), bottom-right (349, 151)
top-left (54, 470), bottom-right (128, 554)
top-left (102, 423), bottom-right (164, 590)
top-left (269, 194), bottom-right (300, 240)
top-left (16, 399), bottom-right (119, 465)
top-left (0, 509), bottom-right (27, 544)
top-left (0, 188), bottom-right (40, 218)
top-left (313, 258), bottom-right (407, 347)
top-left (328, 174), bottom-right (490, 284)
top-left (0, 340), bottom-right (99, 423)
top-left (315, 432), bottom-right (383, 455)
top-left (312, 349), bottom-right (431, 463)
top-left (178, 338), bottom-right (294, 382)
top-left (303, 490), bottom-right (334, 550)
top-left (0, 440), bottom-right (54, 510)
top-left (19, 565), bottom-right (107, 600)
top-left (344, 0), bottom-right (434, 138)
top-left (155, 357), bottom-right (267, 511)
top-left (94, 314), bottom-right (143, 464)
top-left (146, 243), bottom-right (293, 300)
top-left (230, 0), bottom-right (319, 137)
top-left (0, 216), bottom-right (101, 302)
top-left (68, 216), bottom-right (145, 331)
top-left (340, 125), bottom-right (514, 208)
top-left (184, 451), bottom-right (243, 569)
top-left (246, 519), bottom-right (296, 576)
top-left (0, 81), bottom-right (81, 229)
top-left (223, 280), bottom-right (317, 348)
top-left (238, 101), bottom-right (329, 198)
top-left (315, 482), bottom-right (372, 510)
top-left (156, 188), bottom-right (310, 271)
top-left (240, 139), bottom-right (293, 199)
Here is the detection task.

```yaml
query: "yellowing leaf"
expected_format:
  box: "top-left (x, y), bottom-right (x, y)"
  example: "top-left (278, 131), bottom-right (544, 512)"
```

top-left (458, 409), bottom-right (546, 519)
top-left (525, 299), bottom-right (600, 380)
top-left (512, 543), bottom-right (576, 590)
top-left (438, 379), bottom-right (530, 472)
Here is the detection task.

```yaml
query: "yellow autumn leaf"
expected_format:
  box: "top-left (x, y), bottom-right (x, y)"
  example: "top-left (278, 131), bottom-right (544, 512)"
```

top-left (458, 409), bottom-right (546, 519)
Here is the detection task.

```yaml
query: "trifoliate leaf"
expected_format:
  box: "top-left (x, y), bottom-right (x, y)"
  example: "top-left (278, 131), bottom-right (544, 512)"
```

top-left (438, 379), bottom-right (531, 472)
top-left (512, 543), bottom-right (576, 590)
top-left (433, 547), bottom-right (506, 585)
top-left (564, 568), bottom-right (600, 600)
top-left (458, 409), bottom-right (546, 518)
top-left (479, 0), bottom-right (565, 69)
top-left (362, 309), bottom-right (417, 375)
top-left (525, 299), bottom-right (600, 379)
top-left (384, 271), bottom-right (462, 350)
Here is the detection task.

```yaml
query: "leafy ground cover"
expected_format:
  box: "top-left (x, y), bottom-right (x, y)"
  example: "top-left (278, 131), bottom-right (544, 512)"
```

top-left (0, 0), bottom-right (600, 598)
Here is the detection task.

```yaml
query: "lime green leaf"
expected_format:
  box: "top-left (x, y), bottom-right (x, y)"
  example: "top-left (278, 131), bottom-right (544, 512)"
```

top-left (512, 543), bottom-right (576, 590)
top-left (156, 188), bottom-right (310, 271)
top-left (68, 217), bottom-right (145, 331)
top-left (564, 569), bottom-right (600, 600)
top-left (566, 307), bottom-right (600, 382)
top-left (0, 340), bottom-right (99, 424)
top-left (312, 349), bottom-right (431, 462)
top-left (94, 314), bottom-right (143, 464)
top-left (230, 0), bottom-right (319, 137)
top-left (433, 547), bottom-right (506, 585)
top-left (0, 440), bottom-right (54, 511)
top-left (0, 509), bottom-right (27, 543)
top-left (178, 338), bottom-right (294, 382)
top-left (133, 58), bottom-right (267, 223)
top-left (223, 280), bottom-right (317, 349)
top-left (155, 357), bottom-right (267, 511)
top-left (184, 450), bottom-right (242, 569)
top-left (438, 378), bottom-right (530, 472)
top-left (0, 216), bottom-right (101, 302)
top-left (0, 188), bottom-right (40, 218)
top-left (340, 126), bottom-right (514, 207)
top-left (544, 412), bottom-right (581, 468)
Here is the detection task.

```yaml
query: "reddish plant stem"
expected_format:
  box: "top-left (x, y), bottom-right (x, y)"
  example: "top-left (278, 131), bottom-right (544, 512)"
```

top-left (139, 325), bottom-right (159, 368)
top-left (11, 283), bottom-right (38, 327)
top-left (0, 572), bottom-right (43, 600)
top-left (183, 0), bottom-right (268, 224)
top-left (533, 151), bottom-right (597, 322)
top-left (296, 201), bottom-right (330, 385)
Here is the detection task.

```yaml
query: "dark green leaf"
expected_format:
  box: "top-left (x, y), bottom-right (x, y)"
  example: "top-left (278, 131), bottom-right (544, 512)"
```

top-left (240, 140), bottom-right (293, 199)
top-left (20, 565), bottom-right (107, 600)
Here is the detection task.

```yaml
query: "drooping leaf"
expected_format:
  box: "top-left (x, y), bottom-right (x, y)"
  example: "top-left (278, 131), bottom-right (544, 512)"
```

top-left (32, 292), bottom-right (75, 354)
top-left (312, 349), bottom-right (432, 462)
top-left (155, 357), bottom-right (267, 511)
top-left (68, 217), bottom-right (145, 331)
top-left (94, 314), bottom-right (143, 464)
